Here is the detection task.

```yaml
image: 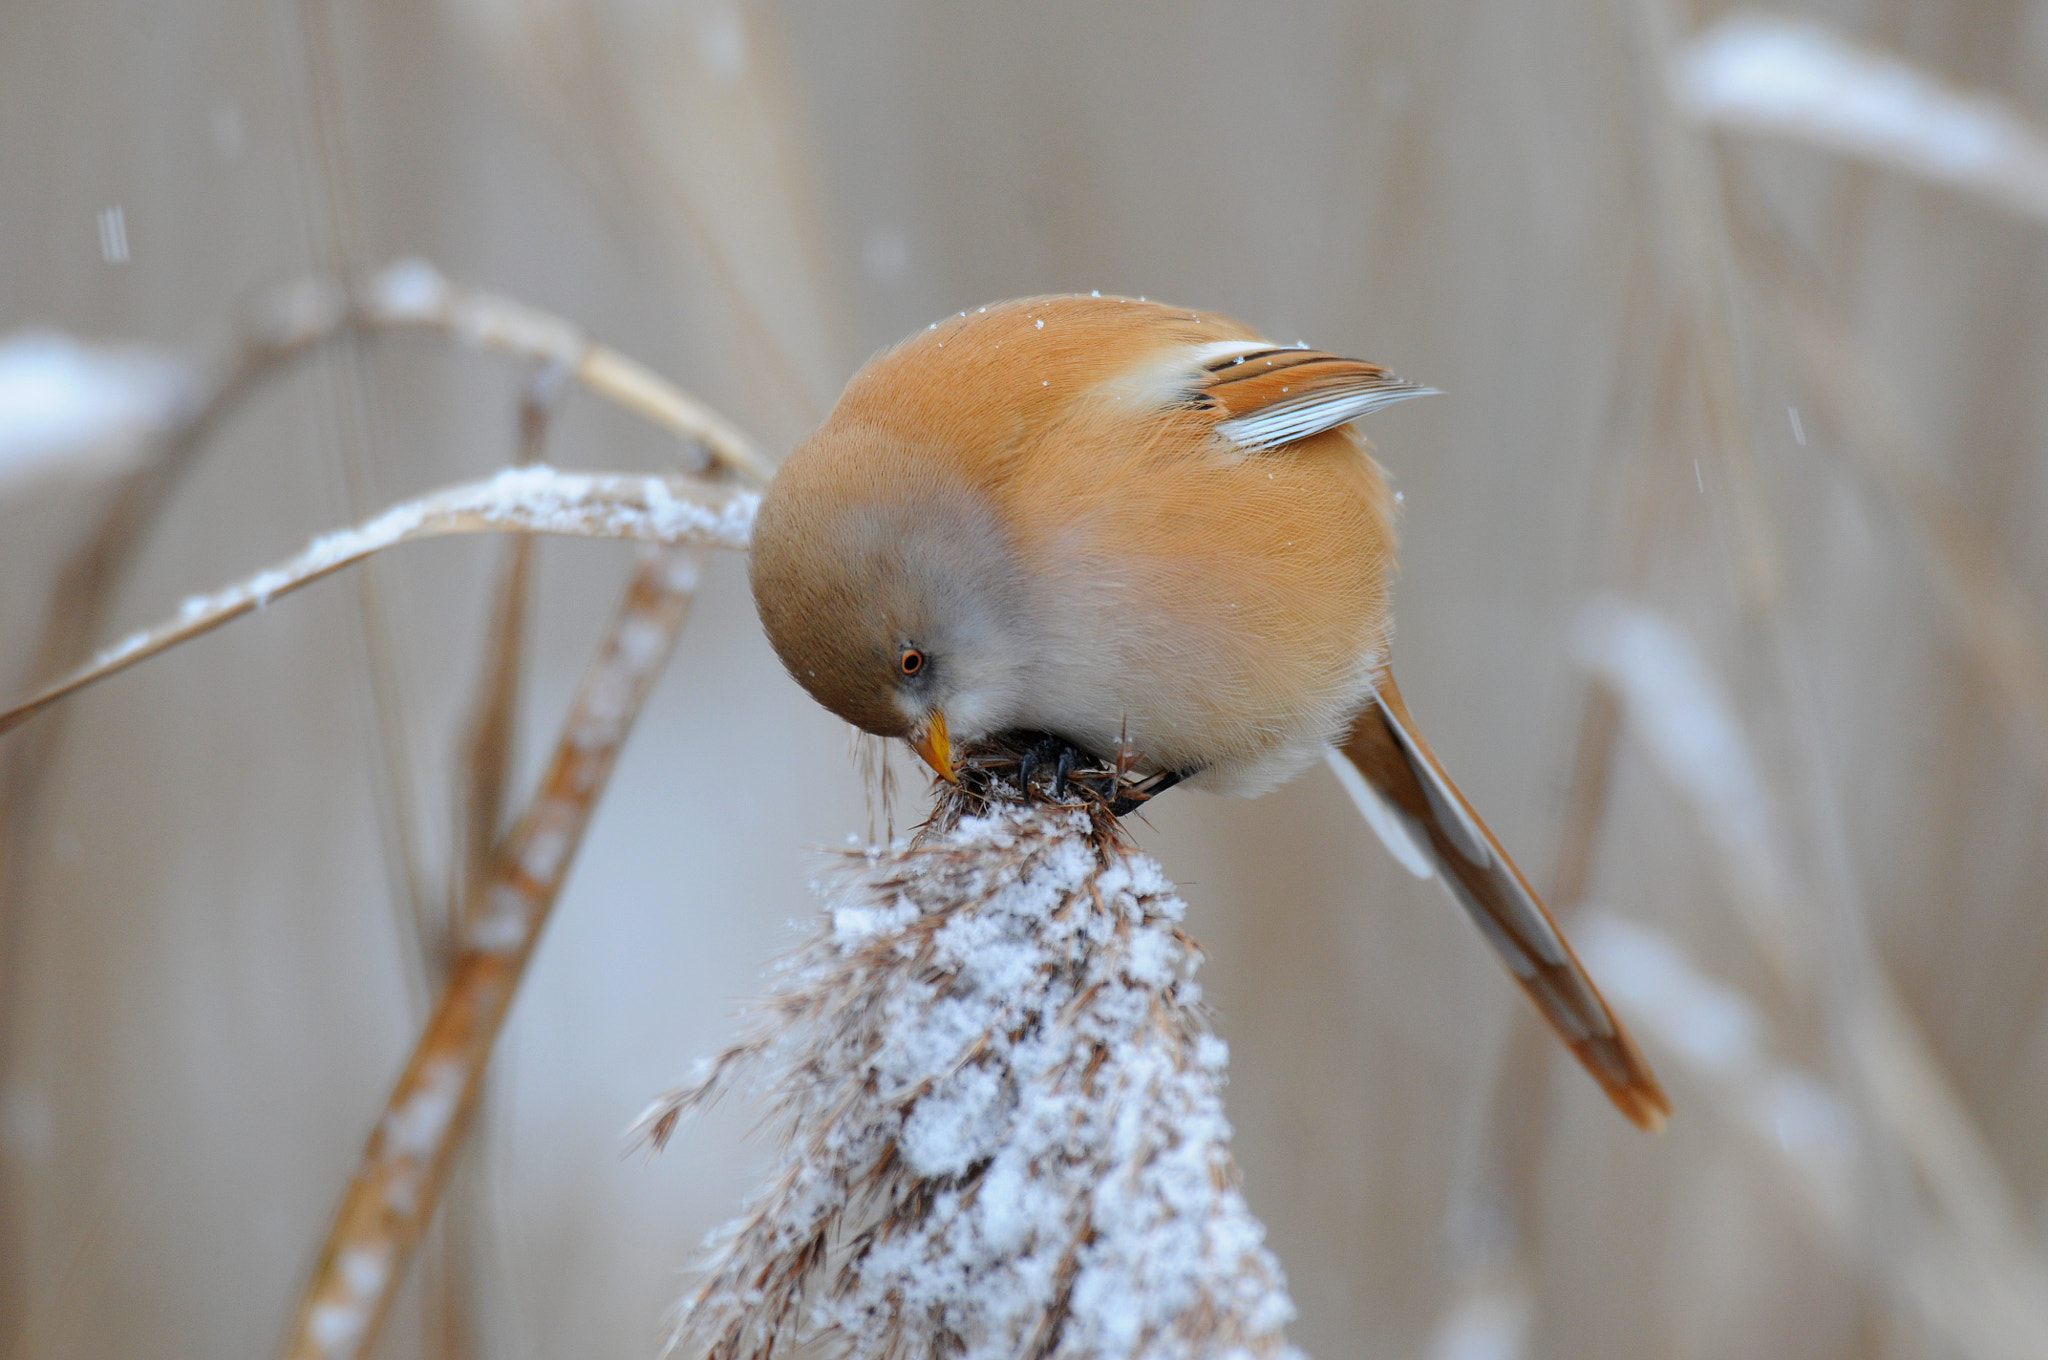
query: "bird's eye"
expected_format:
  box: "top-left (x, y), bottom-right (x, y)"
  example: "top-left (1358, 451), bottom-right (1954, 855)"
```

top-left (899, 648), bottom-right (926, 677)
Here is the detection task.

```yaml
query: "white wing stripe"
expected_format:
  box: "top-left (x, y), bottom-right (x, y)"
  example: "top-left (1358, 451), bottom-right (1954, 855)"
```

top-left (1217, 385), bottom-right (1436, 450)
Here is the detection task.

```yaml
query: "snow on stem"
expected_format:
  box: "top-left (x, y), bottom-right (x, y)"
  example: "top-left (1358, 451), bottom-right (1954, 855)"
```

top-left (279, 544), bottom-right (704, 1360)
top-left (0, 466), bottom-right (756, 736)
top-left (1674, 11), bottom-right (2048, 224)
top-left (1569, 596), bottom-right (1802, 976)
top-left (638, 797), bottom-right (1304, 1360)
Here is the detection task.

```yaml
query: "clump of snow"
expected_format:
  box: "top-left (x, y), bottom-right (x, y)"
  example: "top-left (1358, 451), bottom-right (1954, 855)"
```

top-left (455, 464), bottom-right (759, 547)
top-left (0, 329), bottom-right (191, 495)
top-left (360, 257), bottom-right (452, 323)
top-left (643, 803), bottom-right (1304, 1360)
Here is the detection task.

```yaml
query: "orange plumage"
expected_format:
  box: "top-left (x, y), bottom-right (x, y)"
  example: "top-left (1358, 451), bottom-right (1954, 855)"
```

top-left (750, 294), bottom-right (1669, 1130)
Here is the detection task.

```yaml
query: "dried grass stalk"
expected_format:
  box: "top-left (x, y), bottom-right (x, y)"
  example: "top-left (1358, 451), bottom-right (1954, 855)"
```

top-left (280, 544), bottom-right (704, 1360)
top-left (353, 259), bottom-right (774, 486)
top-left (1578, 910), bottom-right (2048, 1360)
top-left (637, 792), bottom-right (1303, 1360)
top-left (1739, 240), bottom-right (2048, 781)
top-left (1574, 598), bottom-right (2048, 1360)
top-left (0, 466), bottom-right (754, 735)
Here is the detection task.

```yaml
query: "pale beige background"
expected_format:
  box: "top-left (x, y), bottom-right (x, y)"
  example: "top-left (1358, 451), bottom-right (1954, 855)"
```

top-left (5, 2), bottom-right (2048, 1358)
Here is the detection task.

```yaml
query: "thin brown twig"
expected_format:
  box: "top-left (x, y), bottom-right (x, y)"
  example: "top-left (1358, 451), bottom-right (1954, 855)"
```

top-left (1719, 191), bottom-right (2048, 782)
top-left (454, 360), bottom-right (573, 931)
top-left (278, 543), bottom-right (705, 1360)
top-left (434, 358), bottom-right (574, 1360)
top-left (1627, 0), bottom-right (1782, 614)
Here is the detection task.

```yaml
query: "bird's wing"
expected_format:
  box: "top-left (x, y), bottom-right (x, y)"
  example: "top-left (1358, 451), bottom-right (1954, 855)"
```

top-left (1191, 342), bottom-right (1435, 450)
top-left (1337, 673), bottom-right (1672, 1131)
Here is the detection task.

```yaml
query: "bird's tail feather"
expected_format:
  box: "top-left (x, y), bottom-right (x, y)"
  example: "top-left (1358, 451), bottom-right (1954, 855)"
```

top-left (1335, 675), bottom-right (1671, 1131)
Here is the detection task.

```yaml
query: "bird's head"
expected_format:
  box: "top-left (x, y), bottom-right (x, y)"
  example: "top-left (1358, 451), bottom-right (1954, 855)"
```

top-left (748, 419), bottom-right (1033, 782)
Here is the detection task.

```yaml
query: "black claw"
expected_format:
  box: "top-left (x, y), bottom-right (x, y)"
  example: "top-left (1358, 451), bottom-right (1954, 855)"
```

top-left (1011, 733), bottom-right (1092, 802)
top-left (1106, 768), bottom-right (1189, 817)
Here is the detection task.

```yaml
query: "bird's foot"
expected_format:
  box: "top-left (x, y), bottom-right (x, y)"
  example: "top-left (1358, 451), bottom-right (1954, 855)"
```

top-left (954, 731), bottom-right (1191, 818)
top-left (1014, 733), bottom-right (1090, 803)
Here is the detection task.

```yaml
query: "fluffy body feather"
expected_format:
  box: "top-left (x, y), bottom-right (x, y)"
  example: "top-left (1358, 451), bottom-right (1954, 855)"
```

top-left (750, 294), bottom-right (1670, 1129)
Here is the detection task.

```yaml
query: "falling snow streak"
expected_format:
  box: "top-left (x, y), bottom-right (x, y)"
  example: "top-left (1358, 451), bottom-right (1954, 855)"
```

top-left (96, 206), bottom-right (129, 263)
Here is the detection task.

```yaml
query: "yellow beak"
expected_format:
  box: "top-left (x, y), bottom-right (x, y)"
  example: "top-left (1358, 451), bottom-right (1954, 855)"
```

top-left (910, 710), bottom-right (956, 782)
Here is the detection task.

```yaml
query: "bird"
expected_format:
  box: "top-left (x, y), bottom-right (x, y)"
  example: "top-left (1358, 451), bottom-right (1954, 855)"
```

top-left (748, 294), bottom-right (1670, 1131)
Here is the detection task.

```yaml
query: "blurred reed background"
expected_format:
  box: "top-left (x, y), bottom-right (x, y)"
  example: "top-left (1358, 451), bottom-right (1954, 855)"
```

top-left (5, 1), bottom-right (2048, 1357)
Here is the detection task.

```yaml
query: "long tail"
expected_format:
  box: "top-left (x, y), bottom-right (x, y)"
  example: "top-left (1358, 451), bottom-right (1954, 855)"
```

top-left (1333, 674), bottom-right (1671, 1131)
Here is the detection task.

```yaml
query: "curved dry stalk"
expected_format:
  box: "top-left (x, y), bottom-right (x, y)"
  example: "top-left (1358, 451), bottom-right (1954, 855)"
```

top-left (0, 467), bottom-right (755, 736)
top-left (1579, 596), bottom-right (2048, 1360)
top-left (350, 260), bottom-right (775, 487)
top-left (0, 260), bottom-right (773, 1358)
top-left (260, 259), bottom-right (774, 486)
top-left (0, 259), bottom-right (774, 1170)
top-left (279, 543), bottom-right (705, 1360)
top-left (4, 255), bottom-right (768, 815)
top-left (1745, 251), bottom-right (2048, 781)
top-left (9, 262), bottom-right (768, 729)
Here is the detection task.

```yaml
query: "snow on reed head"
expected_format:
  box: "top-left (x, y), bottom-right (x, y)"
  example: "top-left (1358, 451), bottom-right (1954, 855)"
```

top-left (637, 798), bottom-right (1304, 1360)
top-left (0, 330), bottom-right (191, 496)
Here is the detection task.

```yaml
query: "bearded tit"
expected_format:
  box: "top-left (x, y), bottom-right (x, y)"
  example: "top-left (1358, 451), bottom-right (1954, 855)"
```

top-left (749, 294), bottom-right (1668, 1130)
